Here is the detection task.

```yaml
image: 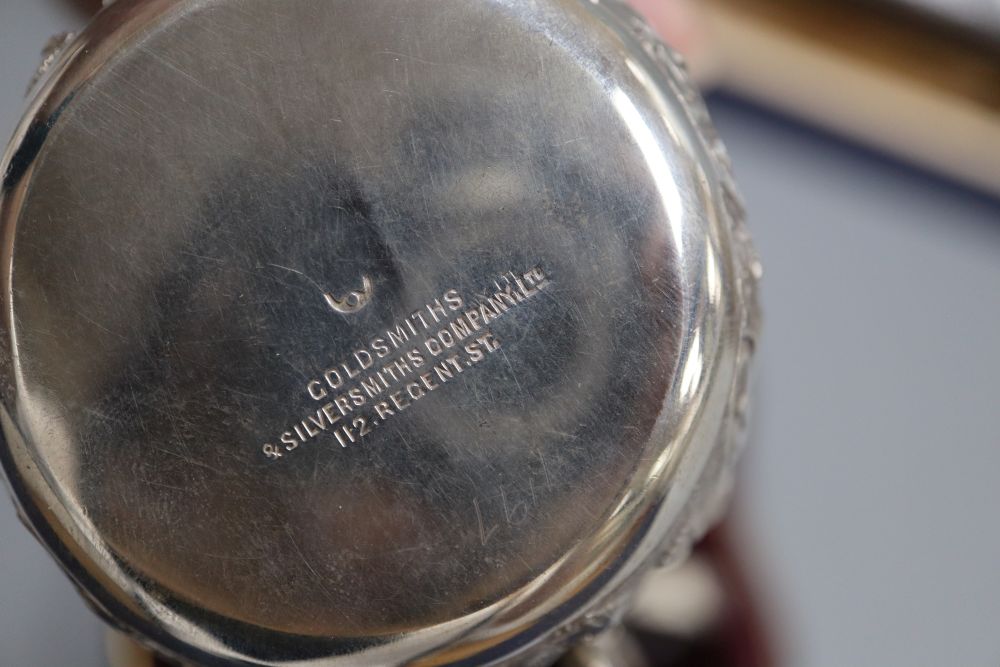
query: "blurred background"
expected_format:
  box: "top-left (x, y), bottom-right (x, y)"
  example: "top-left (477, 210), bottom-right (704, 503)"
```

top-left (1, 1), bottom-right (999, 666)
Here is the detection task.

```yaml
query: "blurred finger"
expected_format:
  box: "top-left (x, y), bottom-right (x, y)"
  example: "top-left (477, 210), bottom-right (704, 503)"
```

top-left (625, 0), bottom-right (701, 53)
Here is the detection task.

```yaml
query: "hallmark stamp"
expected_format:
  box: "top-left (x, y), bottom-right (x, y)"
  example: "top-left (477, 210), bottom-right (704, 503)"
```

top-left (325, 275), bottom-right (374, 314)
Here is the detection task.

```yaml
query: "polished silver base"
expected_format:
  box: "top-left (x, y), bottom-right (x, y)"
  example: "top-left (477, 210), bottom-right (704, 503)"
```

top-left (1, 0), bottom-right (758, 664)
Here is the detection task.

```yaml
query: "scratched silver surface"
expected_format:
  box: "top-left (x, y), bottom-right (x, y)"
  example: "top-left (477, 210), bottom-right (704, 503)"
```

top-left (0, 0), bottom-right (757, 665)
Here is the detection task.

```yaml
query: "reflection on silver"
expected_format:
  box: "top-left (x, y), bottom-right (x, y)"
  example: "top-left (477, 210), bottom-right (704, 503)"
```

top-left (559, 626), bottom-right (651, 667)
top-left (0, 0), bottom-right (759, 665)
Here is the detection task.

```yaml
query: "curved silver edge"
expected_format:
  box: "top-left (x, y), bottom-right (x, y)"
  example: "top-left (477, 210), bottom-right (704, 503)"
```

top-left (514, 3), bottom-right (762, 664)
